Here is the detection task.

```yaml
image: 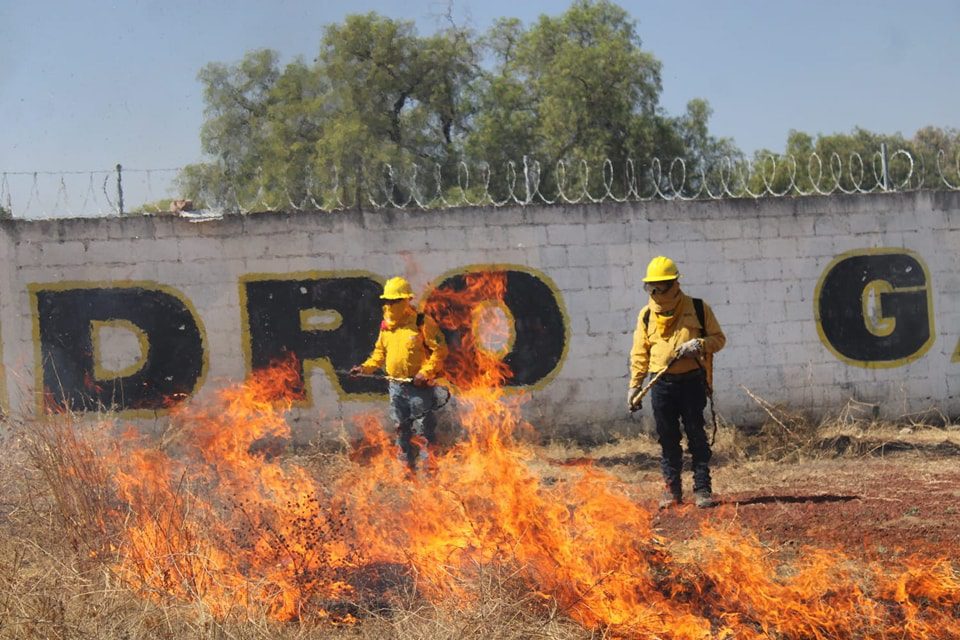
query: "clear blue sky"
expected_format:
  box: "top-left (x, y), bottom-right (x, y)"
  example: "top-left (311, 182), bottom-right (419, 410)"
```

top-left (2, 0), bottom-right (958, 217)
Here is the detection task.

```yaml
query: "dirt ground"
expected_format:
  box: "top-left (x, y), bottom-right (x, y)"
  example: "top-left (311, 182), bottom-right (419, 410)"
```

top-left (542, 426), bottom-right (960, 563)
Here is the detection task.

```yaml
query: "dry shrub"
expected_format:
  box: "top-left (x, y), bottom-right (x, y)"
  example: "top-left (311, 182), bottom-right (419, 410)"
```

top-left (12, 412), bottom-right (119, 560)
top-left (728, 389), bottom-right (960, 463)
top-left (687, 385), bottom-right (817, 463)
top-left (351, 565), bottom-right (590, 640)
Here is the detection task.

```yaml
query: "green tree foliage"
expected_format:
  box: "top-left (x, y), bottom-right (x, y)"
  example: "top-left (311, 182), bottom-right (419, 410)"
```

top-left (180, 15), bottom-right (479, 209)
top-left (177, 49), bottom-right (282, 207)
top-left (749, 126), bottom-right (960, 195)
top-left (668, 98), bottom-right (743, 196)
top-left (315, 13), bottom-right (478, 204)
top-left (471, 2), bottom-right (662, 164)
top-left (468, 1), bottom-right (724, 197)
top-left (910, 126), bottom-right (960, 188)
top-left (177, 1), bottom-right (732, 208)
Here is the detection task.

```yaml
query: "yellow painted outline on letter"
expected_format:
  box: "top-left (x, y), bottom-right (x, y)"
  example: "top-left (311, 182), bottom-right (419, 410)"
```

top-left (28, 280), bottom-right (209, 418)
top-left (813, 248), bottom-right (934, 369)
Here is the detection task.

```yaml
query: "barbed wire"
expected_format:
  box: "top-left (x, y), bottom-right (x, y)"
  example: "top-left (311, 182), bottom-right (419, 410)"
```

top-left (0, 168), bottom-right (181, 219)
top-left (2, 148), bottom-right (959, 219)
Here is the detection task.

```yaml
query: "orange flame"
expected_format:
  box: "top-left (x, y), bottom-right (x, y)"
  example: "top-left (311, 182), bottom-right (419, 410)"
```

top-left (110, 356), bottom-right (356, 621)
top-left (79, 273), bottom-right (960, 636)
top-left (424, 270), bottom-right (513, 391)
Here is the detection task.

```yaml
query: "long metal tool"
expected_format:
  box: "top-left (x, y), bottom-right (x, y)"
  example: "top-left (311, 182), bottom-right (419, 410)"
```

top-left (630, 354), bottom-right (679, 413)
top-left (630, 354), bottom-right (719, 445)
top-left (337, 370), bottom-right (413, 383)
top-left (335, 370), bottom-right (452, 419)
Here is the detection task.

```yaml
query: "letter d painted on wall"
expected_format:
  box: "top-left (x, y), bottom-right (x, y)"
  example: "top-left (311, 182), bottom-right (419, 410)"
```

top-left (31, 282), bottom-right (206, 413)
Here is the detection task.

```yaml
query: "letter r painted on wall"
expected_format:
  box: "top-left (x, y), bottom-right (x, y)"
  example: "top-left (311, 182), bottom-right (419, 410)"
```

top-left (814, 249), bottom-right (934, 368)
top-left (240, 273), bottom-right (385, 399)
top-left (31, 283), bottom-right (207, 413)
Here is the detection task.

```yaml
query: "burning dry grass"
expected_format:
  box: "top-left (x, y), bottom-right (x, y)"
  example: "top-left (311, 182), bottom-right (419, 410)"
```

top-left (3, 382), bottom-right (959, 639)
top-left (0, 413), bottom-right (590, 640)
top-left (3, 274), bottom-right (958, 638)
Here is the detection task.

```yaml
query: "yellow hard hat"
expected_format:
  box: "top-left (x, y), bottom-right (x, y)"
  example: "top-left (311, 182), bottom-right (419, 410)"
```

top-left (380, 276), bottom-right (414, 300)
top-left (642, 256), bottom-right (680, 282)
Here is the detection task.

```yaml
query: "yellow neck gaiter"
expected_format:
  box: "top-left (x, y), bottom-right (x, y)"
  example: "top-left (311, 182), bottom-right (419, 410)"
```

top-left (648, 286), bottom-right (684, 336)
top-left (382, 301), bottom-right (415, 330)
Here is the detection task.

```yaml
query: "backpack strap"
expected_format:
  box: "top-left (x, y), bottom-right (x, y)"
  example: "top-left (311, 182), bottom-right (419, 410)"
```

top-left (417, 312), bottom-right (433, 356)
top-left (691, 298), bottom-right (718, 443)
top-left (692, 298), bottom-right (705, 332)
top-left (691, 298), bottom-right (714, 394)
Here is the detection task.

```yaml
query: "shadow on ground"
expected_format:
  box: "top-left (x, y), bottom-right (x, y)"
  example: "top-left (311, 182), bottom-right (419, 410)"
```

top-left (723, 494), bottom-right (859, 507)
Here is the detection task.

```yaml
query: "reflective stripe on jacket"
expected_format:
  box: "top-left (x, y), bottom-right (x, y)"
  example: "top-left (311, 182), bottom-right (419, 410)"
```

top-left (629, 294), bottom-right (725, 388)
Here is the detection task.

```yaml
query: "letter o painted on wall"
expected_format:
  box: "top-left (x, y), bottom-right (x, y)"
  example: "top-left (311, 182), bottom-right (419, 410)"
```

top-left (427, 267), bottom-right (568, 386)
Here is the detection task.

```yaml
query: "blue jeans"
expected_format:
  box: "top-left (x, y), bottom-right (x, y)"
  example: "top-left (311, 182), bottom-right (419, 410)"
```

top-left (650, 369), bottom-right (712, 493)
top-left (388, 381), bottom-right (437, 470)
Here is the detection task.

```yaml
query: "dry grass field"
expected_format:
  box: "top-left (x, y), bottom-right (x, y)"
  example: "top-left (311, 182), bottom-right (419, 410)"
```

top-left (1, 387), bottom-right (958, 639)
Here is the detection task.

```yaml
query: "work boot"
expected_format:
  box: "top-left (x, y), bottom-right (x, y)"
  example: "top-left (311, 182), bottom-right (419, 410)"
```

top-left (694, 489), bottom-right (715, 508)
top-left (659, 483), bottom-right (682, 509)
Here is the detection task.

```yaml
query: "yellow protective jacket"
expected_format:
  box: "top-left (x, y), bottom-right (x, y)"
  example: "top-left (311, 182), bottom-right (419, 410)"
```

top-left (362, 306), bottom-right (448, 380)
top-left (629, 294), bottom-right (725, 388)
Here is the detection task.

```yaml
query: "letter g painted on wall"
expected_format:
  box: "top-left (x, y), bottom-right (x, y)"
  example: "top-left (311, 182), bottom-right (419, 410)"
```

top-left (814, 249), bottom-right (934, 368)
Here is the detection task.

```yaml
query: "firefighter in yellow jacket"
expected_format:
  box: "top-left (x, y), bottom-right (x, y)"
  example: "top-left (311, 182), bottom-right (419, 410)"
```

top-left (629, 257), bottom-right (726, 508)
top-left (351, 276), bottom-right (448, 471)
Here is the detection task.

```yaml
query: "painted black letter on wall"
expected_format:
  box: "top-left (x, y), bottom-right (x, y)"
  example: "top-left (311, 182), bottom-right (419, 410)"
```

top-left (35, 286), bottom-right (204, 412)
top-left (816, 251), bottom-right (933, 366)
top-left (431, 269), bottom-right (567, 386)
top-left (243, 276), bottom-right (383, 395)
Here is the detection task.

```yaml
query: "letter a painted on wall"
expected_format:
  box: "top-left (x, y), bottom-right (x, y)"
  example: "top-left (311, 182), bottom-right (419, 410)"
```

top-left (32, 283), bottom-right (206, 413)
top-left (814, 249), bottom-right (934, 368)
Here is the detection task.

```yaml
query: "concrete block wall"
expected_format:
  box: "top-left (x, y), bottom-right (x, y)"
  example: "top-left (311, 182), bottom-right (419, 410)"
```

top-left (1, 191), bottom-right (958, 438)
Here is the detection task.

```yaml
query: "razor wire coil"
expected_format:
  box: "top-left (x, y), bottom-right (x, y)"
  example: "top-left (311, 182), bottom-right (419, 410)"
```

top-left (1, 148), bottom-right (960, 218)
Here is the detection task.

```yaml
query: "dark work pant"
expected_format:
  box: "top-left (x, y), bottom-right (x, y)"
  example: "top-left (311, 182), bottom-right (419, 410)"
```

top-left (388, 380), bottom-right (437, 471)
top-left (650, 369), bottom-right (712, 493)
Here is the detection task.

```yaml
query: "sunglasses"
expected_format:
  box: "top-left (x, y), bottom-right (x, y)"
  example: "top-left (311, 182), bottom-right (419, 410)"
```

top-left (643, 281), bottom-right (674, 295)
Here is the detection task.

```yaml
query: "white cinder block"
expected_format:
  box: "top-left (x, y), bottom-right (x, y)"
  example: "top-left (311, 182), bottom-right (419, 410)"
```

top-left (537, 246), bottom-right (568, 268)
top-left (546, 224), bottom-right (588, 246)
top-left (760, 237), bottom-right (798, 260)
top-left (0, 192), bottom-right (957, 431)
top-left (567, 246), bottom-right (609, 268)
top-left (178, 237), bottom-right (227, 262)
top-left (585, 222), bottom-right (630, 245)
top-left (507, 225), bottom-right (548, 248)
top-left (40, 240), bottom-right (87, 266)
